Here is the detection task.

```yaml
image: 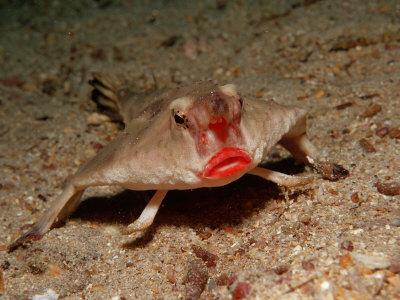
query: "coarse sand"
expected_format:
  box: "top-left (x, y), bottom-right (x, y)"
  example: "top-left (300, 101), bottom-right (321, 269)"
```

top-left (0, 0), bottom-right (399, 299)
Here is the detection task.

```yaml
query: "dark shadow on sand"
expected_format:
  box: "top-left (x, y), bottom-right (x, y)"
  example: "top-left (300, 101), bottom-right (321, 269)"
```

top-left (71, 157), bottom-right (306, 247)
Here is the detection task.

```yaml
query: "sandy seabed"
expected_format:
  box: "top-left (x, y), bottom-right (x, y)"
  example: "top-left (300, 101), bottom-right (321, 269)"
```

top-left (0, 0), bottom-right (399, 299)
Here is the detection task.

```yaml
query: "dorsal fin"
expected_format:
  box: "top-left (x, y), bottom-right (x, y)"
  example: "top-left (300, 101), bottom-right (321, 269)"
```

top-left (89, 72), bottom-right (126, 123)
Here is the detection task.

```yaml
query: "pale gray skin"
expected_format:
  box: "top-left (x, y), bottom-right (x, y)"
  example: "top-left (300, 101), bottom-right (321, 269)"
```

top-left (9, 75), bottom-right (348, 251)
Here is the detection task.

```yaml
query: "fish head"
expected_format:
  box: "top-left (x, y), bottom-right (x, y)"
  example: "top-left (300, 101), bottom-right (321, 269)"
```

top-left (167, 83), bottom-right (252, 182)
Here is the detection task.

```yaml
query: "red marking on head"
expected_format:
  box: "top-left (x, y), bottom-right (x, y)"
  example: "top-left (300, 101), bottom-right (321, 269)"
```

top-left (201, 147), bottom-right (251, 179)
top-left (200, 131), bottom-right (208, 145)
top-left (230, 123), bottom-right (243, 141)
top-left (208, 117), bottom-right (228, 141)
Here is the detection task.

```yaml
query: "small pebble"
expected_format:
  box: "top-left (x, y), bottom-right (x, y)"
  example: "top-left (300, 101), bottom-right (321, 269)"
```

top-left (389, 262), bottom-right (400, 274)
top-left (37, 194), bottom-right (47, 202)
top-left (32, 289), bottom-right (58, 300)
top-left (47, 264), bottom-right (63, 277)
top-left (63, 81), bottom-right (71, 94)
top-left (1, 261), bottom-right (10, 270)
top-left (292, 245), bottom-right (303, 254)
top-left (87, 112), bottom-right (111, 125)
top-left (359, 93), bottom-right (380, 100)
top-left (312, 161), bottom-right (349, 181)
top-left (183, 39), bottom-right (198, 60)
top-left (41, 79), bottom-right (57, 96)
top-left (352, 253), bottom-right (391, 270)
top-left (328, 188), bottom-right (339, 195)
top-left (274, 264), bottom-right (289, 275)
top-left (255, 89), bottom-right (267, 98)
top-left (388, 128), bottom-right (400, 139)
top-left (126, 260), bottom-right (134, 267)
top-left (103, 225), bottom-right (119, 236)
top-left (375, 181), bottom-right (400, 196)
top-left (350, 192), bottom-right (361, 204)
top-left (184, 258), bottom-right (208, 300)
top-left (390, 218), bottom-right (400, 227)
top-left (166, 269), bottom-right (177, 284)
top-left (191, 244), bottom-right (218, 268)
top-left (360, 104), bottom-right (382, 118)
top-left (314, 89), bottom-right (326, 99)
top-left (21, 82), bottom-right (38, 92)
top-left (335, 102), bottom-right (353, 110)
top-left (375, 127), bottom-right (389, 138)
top-left (160, 35), bottom-right (181, 48)
top-left (299, 214), bottom-right (311, 225)
top-left (222, 225), bottom-right (238, 235)
top-left (91, 142), bottom-right (104, 151)
top-left (233, 282), bottom-right (251, 300)
top-left (340, 240), bottom-right (354, 251)
top-left (0, 76), bottom-right (24, 88)
top-left (207, 278), bottom-right (217, 291)
top-left (359, 138), bottom-right (376, 153)
top-left (339, 254), bottom-right (353, 268)
top-left (216, 0), bottom-right (228, 10)
top-left (215, 273), bottom-right (237, 286)
top-left (302, 259), bottom-right (315, 271)
top-left (320, 281), bottom-right (331, 291)
top-left (0, 269), bottom-right (4, 294)
top-left (90, 48), bottom-right (106, 61)
top-left (196, 228), bottom-right (212, 240)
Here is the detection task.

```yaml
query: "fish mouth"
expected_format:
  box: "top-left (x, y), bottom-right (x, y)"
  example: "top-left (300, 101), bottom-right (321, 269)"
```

top-left (201, 147), bottom-right (251, 179)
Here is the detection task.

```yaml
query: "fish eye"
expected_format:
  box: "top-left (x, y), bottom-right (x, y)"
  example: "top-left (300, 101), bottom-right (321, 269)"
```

top-left (174, 114), bottom-right (185, 125)
top-left (172, 110), bottom-right (188, 128)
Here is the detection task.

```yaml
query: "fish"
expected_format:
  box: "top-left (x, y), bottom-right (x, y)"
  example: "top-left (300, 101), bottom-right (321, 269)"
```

top-left (9, 74), bottom-right (348, 251)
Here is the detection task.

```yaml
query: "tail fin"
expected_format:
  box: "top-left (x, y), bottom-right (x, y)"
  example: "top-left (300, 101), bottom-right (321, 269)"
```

top-left (89, 72), bottom-right (125, 123)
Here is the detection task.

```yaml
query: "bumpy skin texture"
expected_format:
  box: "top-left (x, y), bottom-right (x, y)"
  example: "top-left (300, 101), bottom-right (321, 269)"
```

top-left (9, 76), bottom-right (348, 251)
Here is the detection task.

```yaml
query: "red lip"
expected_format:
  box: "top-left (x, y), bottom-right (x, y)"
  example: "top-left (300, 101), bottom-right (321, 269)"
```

top-left (201, 147), bottom-right (251, 179)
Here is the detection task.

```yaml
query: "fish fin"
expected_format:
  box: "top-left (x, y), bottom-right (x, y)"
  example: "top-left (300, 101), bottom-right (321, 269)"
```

top-left (124, 190), bottom-right (168, 235)
top-left (8, 185), bottom-right (84, 252)
top-left (280, 131), bottom-right (349, 181)
top-left (89, 72), bottom-right (127, 123)
top-left (248, 167), bottom-right (314, 187)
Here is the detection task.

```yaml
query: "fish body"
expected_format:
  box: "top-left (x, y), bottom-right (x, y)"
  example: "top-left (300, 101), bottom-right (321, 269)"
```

top-left (9, 75), bottom-right (348, 251)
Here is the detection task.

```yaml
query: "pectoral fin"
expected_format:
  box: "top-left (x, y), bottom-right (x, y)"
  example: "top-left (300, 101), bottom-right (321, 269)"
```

top-left (9, 184), bottom-right (84, 252)
top-left (248, 167), bottom-right (314, 187)
top-left (124, 190), bottom-right (168, 235)
top-left (280, 133), bottom-right (349, 181)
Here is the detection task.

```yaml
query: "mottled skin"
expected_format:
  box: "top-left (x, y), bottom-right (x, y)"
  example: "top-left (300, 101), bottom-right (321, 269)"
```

top-left (9, 75), bottom-right (348, 251)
